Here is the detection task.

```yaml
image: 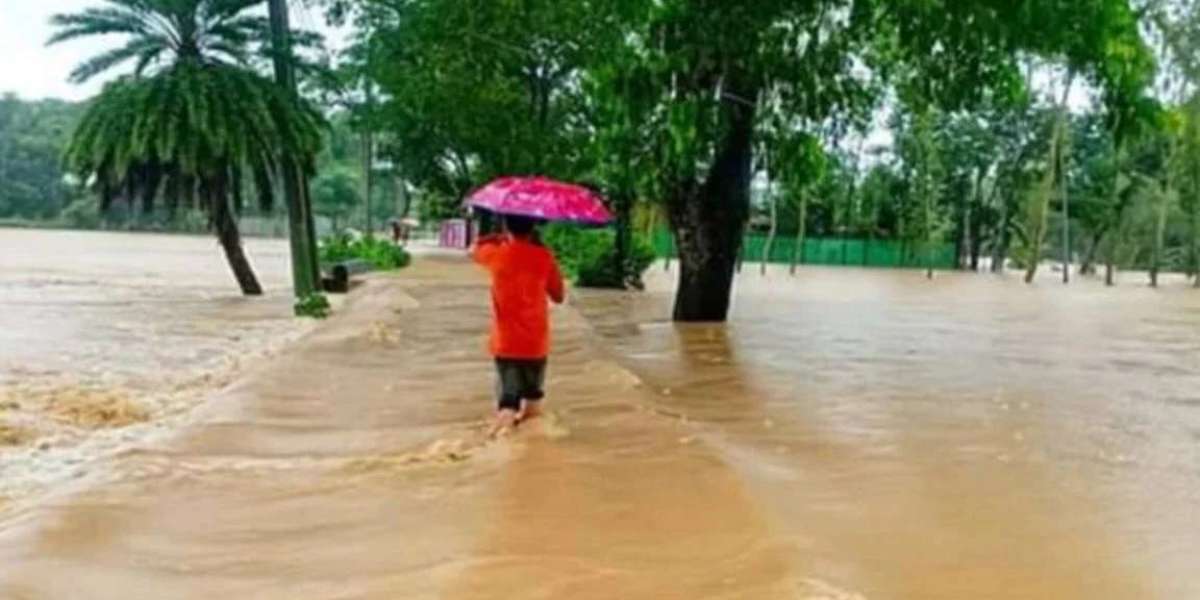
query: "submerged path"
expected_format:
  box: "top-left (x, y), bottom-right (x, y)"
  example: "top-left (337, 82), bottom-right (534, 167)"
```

top-left (0, 255), bottom-right (799, 599)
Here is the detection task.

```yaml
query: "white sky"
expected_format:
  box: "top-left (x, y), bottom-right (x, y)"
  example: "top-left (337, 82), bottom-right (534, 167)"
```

top-left (0, 0), bottom-right (337, 101)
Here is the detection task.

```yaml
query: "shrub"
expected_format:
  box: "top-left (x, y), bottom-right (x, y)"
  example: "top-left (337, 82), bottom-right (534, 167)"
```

top-left (294, 292), bottom-right (331, 319)
top-left (319, 234), bottom-right (412, 270)
top-left (541, 224), bottom-right (655, 289)
top-left (58, 197), bottom-right (104, 229)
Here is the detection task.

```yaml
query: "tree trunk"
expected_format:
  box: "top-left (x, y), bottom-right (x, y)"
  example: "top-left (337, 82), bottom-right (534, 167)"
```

top-left (969, 218), bottom-right (984, 271)
top-left (1025, 71), bottom-right (1074, 284)
top-left (1024, 125), bottom-right (1062, 284)
top-left (1104, 128), bottom-right (1127, 288)
top-left (1079, 229), bottom-right (1106, 276)
top-left (1150, 190), bottom-right (1169, 288)
top-left (672, 206), bottom-right (742, 321)
top-left (790, 188), bottom-right (808, 275)
top-left (268, 0), bottom-right (320, 300)
top-left (1061, 126), bottom-right (1072, 285)
top-left (669, 87), bottom-right (756, 321)
top-left (1151, 138), bottom-right (1175, 288)
top-left (402, 179), bottom-right (414, 219)
top-left (917, 111), bottom-right (937, 280)
top-left (211, 177), bottom-right (263, 296)
top-left (957, 169), bottom-right (977, 269)
top-left (613, 190), bottom-right (632, 288)
top-left (281, 162), bottom-right (320, 293)
top-left (991, 192), bottom-right (1010, 273)
top-left (362, 129), bottom-right (374, 236)
top-left (760, 156), bottom-right (777, 276)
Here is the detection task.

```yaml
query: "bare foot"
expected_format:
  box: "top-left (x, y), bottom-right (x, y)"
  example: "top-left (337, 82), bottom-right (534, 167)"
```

top-left (517, 401), bottom-right (543, 423)
top-left (488, 409), bottom-right (519, 439)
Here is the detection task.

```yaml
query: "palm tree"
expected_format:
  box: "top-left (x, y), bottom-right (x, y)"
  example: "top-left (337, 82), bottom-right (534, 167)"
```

top-left (49, 0), bottom-right (323, 295)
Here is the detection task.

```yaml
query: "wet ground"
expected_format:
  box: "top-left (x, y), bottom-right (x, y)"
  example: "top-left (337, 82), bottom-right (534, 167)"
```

top-left (1, 229), bottom-right (1198, 598)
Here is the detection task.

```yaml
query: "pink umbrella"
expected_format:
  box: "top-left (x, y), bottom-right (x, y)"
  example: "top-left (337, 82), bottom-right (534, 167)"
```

top-left (465, 176), bottom-right (613, 225)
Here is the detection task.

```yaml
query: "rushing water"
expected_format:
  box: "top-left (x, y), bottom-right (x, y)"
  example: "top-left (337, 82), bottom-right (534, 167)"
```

top-left (0, 228), bottom-right (307, 501)
top-left (1, 229), bottom-right (1198, 599)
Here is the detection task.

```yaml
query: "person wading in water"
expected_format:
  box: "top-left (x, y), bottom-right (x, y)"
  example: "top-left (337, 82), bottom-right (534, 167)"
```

top-left (472, 215), bottom-right (565, 437)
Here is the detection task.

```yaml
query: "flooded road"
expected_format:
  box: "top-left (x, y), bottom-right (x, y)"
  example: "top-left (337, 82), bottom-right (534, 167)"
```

top-left (577, 265), bottom-right (1200, 598)
top-left (1, 228), bottom-right (1198, 599)
top-left (1, 252), bottom-right (796, 599)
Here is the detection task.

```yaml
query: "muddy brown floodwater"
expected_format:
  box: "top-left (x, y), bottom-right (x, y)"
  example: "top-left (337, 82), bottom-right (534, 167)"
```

top-left (1, 229), bottom-right (1199, 599)
top-left (0, 229), bottom-right (309, 503)
top-left (577, 265), bottom-right (1200, 599)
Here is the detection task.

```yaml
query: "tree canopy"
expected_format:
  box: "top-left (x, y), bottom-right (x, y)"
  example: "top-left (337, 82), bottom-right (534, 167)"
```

top-left (50, 0), bottom-right (325, 295)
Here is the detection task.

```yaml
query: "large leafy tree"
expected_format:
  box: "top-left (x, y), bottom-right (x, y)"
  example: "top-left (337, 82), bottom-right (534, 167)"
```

top-left (590, 0), bottom-right (1152, 320)
top-left (324, 0), bottom-right (601, 214)
top-left (50, 0), bottom-right (323, 295)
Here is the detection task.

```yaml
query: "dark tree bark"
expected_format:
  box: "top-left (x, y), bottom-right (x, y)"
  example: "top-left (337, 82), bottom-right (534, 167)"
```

top-left (969, 222), bottom-right (984, 271)
top-left (1079, 229), bottom-right (1107, 276)
top-left (140, 165), bottom-right (163, 215)
top-left (210, 176), bottom-right (263, 296)
top-left (668, 88), bottom-right (756, 322)
top-left (612, 190), bottom-right (633, 288)
top-left (790, 188), bottom-right (808, 275)
top-left (991, 190), bottom-right (1011, 273)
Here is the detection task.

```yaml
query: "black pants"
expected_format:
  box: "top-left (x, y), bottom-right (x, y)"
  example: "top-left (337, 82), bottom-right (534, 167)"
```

top-left (494, 358), bottom-right (547, 411)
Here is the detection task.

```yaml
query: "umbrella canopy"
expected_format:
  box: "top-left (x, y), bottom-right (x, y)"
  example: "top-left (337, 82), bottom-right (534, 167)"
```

top-left (465, 176), bottom-right (613, 225)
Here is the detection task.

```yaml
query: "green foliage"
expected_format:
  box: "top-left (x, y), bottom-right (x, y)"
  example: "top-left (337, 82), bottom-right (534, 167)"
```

top-left (541, 224), bottom-right (655, 289)
top-left (64, 63), bottom-right (324, 203)
top-left (50, 0), bottom-right (327, 296)
top-left (319, 233), bottom-right (411, 270)
top-left (314, 0), bottom-right (1177, 297)
top-left (54, 0), bottom-right (325, 222)
top-left (0, 95), bottom-right (84, 220)
top-left (326, 0), bottom-right (601, 200)
top-left (58, 196), bottom-right (105, 229)
top-left (416, 190), bottom-right (461, 224)
top-left (311, 168), bottom-right (361, 228)
top-left (294, 292), bottom-right (332, 319)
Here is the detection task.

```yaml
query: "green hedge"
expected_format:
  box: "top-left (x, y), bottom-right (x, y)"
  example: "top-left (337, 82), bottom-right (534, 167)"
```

top-left (542, 224), bottom-right (656, 289)
top-left (319, 234), bottom-right (412, 270)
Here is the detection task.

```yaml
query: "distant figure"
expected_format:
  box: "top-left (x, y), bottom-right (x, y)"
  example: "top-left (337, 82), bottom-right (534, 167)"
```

top-left (390, 219), bottom-right (403, 245)
top-left (471, 215), bottom-right (565, 437)
top-left (391, 218), bottom-right (418, 247)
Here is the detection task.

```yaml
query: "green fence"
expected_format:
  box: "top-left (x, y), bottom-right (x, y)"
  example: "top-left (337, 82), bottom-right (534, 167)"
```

top-left (651, 230), bottom-right (957, 270)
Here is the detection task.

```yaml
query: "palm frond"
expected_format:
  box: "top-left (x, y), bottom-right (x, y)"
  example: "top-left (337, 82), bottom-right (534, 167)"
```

top-left (68, 36), bottom-right (168, 83)
top-left (133, 45), bottom-right (169, 76)
top-left (66, 62), bottom-right (324, 222)
top-left (47, 8), bottom-right (153, 45)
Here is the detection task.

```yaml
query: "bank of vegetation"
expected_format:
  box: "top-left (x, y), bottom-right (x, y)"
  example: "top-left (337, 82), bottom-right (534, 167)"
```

top-left (3, 1), bottom-right (1199, 312)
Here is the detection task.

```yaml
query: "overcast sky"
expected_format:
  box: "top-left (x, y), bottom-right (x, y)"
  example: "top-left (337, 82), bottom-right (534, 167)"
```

top-left (0, 0), bottom-right (336, 101)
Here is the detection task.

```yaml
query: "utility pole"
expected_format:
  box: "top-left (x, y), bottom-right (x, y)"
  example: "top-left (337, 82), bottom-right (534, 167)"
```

top-left (268, 0), bottom-right (321, 298)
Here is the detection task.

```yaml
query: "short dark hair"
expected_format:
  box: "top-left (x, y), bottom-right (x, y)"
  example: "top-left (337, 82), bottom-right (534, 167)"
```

top-left (503, 215), bottom-right (538, 237)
